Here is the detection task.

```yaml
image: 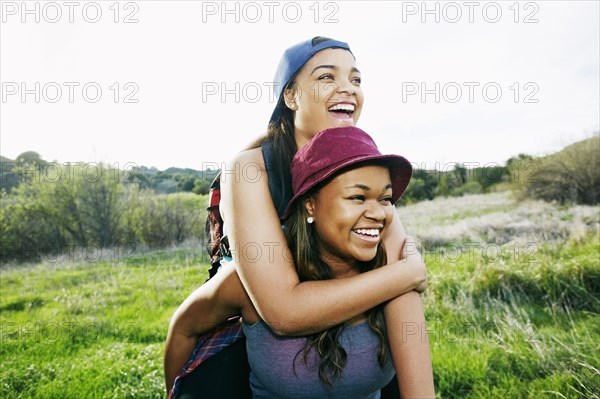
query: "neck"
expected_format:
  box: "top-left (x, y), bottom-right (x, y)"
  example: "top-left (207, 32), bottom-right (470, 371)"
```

top-left (294, 128), bottom-right (315, 150)
top-left (320, 254), bottom-right (359, 279)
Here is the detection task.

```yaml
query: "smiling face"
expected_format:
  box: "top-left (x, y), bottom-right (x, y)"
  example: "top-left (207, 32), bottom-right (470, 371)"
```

top-left (304, 164), bottom-right (394, 274)
top-left (286, 48), bottom-right (364, 147)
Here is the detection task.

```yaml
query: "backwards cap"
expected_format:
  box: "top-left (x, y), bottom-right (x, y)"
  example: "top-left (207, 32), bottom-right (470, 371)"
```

top-left (270, 37), bottom-right (353, 123)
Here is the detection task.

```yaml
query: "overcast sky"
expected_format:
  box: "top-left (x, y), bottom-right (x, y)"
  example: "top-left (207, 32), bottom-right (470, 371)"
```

top-left (1, 0), bottom-right (598, 172)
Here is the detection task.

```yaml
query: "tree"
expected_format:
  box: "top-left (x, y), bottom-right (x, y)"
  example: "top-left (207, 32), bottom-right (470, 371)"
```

top-left (400, 178), bottom-right (427, 205)
top-left (0, 183), bottom-right (67, 262)
top-left (0, 159), bottom-right (19, 195)
top-left (15, 151), bottom-right (44, 166)
top-left (179, 177), bottom-right (196, 192)
top-left (10, 151), bottom-right (49, 187)
top-left (523, 137), bottom-right (599, 205)
top-left (193, 179), bottom-right (210, 195)
top-left (454, 163), bottom-right (467, 185)
top-left (435, 174), bottom-right (451, 197)
top-left (35, 163), bottom-right (126, 248)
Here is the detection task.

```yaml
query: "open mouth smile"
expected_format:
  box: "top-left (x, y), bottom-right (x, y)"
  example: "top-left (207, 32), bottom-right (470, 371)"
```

top-left (328, 103), bottom-right (355, 119)
top-left (352, 228), bottom-right (382, 242)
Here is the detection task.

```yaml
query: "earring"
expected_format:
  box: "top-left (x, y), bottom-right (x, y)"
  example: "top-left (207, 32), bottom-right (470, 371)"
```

top-left (307, 216), bottom-right (314, 224)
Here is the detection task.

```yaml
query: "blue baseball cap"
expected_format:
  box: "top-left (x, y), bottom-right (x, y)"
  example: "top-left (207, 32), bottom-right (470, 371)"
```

top-left (269, 37), bottom-right (353, 123)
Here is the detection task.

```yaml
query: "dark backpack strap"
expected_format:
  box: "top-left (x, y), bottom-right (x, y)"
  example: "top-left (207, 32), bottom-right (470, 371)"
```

top-left (205, 174), bottom-right (225, 279)
top-left (261, 140), bottom-right (293, 221)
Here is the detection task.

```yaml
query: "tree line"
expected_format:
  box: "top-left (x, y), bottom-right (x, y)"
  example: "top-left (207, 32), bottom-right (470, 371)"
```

top-left (0, 152), bottom-right (219, 196)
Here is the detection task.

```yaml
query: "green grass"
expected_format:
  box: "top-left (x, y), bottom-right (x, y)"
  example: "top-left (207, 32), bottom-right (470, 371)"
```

top-left (1, 248), bottom-right (209, 398)
top-left (1, 196), bottom-right (599, 398)
top-left (422, 233), bottom-right (600, 398)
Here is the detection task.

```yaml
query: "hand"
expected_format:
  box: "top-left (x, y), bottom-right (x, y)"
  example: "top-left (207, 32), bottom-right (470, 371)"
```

top-left (400, 235), bottom-right (416, 259)
top-left (400, 236), bottom-right (428, 293)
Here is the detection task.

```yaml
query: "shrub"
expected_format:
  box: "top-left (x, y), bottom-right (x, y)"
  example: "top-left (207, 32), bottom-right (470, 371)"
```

top-left (0, 185), bottom-right (67, 262)
top-left (450, 181), bottom-right (483, 197)
top-left (122, 190), bottom-right (207, 249)
top-left (1, 163), bottom-right (126, 261)
top-left (1, 163), bottom-right (208, 264)
top-left (523, 136), bottom-right (599, 205)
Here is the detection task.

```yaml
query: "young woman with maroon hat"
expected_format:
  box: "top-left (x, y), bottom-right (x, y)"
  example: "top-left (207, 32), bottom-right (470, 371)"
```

top-left (165, 37), bottom-right (435, 398)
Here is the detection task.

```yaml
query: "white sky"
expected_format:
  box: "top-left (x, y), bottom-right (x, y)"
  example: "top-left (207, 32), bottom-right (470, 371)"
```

top-left (1, 0), bottom-right (599, 172)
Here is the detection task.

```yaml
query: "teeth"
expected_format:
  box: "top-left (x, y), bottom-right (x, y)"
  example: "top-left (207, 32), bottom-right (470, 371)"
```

top-left (354, 228), bottom-right (379, 237)
top-left (328, 103), bottom-right (355, 112)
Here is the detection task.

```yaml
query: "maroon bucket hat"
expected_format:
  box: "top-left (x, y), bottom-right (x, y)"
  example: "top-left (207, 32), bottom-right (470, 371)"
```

top-left (282, 126), bottom-right (413, 220)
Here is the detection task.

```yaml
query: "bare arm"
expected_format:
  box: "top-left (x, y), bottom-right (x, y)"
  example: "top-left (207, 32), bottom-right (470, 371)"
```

top-left (221, 149), bottom-right (427, 335)
top-left (163, 265), bottom-right (253, 394)
top-left (384, 212), bottom-right (434, 396)
top-left (385, 292), bottom-right (435, 398)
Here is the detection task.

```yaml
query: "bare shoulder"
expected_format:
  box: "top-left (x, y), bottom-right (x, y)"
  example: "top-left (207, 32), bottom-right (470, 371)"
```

top-left (220, 147), bottom-right (267, 201)
top-left (226, 147), bottom-right (266, 173)
top-left (221, 147), bottom-right (270, 215)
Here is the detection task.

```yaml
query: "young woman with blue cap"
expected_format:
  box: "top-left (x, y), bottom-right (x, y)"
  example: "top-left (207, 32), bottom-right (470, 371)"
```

top-left (165, 37), bottom-right (435, 398)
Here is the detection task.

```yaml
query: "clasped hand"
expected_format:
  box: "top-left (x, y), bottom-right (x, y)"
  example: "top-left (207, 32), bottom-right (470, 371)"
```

top-left (400, 236), bottom-right (428, 294)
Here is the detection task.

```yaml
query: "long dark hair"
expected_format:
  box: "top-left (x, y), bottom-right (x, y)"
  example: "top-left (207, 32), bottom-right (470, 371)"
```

top-left (284, 182), bottom-right (388, 387)
top-left (245, 79), bottom-right (298, 191)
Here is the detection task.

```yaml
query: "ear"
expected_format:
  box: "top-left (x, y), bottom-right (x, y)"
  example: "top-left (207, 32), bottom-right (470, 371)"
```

top-left (304, 198), bottom-right (315, 216)
top-left (283, 87), bottom-right (298, 111)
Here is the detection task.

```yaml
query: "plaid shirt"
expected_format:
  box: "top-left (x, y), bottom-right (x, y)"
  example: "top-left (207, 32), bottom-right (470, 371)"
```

top-left (169, 317), bottom-right (244, 399)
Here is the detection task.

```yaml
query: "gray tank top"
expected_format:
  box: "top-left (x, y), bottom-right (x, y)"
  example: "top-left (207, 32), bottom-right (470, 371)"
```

top-left (242, 319), bottom-right (395, 399)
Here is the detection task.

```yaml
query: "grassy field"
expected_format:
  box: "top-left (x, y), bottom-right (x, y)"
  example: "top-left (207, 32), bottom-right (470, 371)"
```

top-left (1, 192), bottom-right (598, 398)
